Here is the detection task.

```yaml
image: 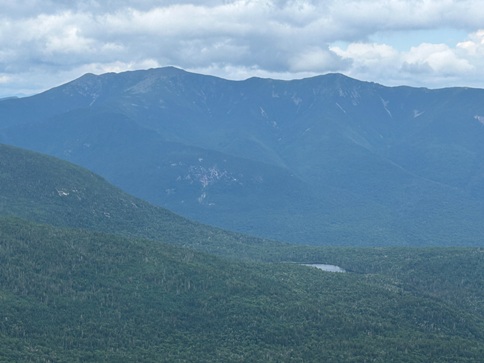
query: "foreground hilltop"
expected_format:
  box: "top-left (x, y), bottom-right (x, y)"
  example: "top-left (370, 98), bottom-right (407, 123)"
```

top-left (2, 67), bottom-right (484, 245)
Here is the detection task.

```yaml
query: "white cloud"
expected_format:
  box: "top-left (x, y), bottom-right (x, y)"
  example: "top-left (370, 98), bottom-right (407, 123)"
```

top-left (458, 30), bottom-right (484, 55)
top-left (403, 43), bottom-right (474, 75)
top-left (0, 74), bottom-right (11, 84)
top-left (289, 47), bottom-right (348, 72)
top-left (331, 43), bottom-right (399, 69)
top-left (1, 1), bottom-right (484, 96)
top-left (331, 34), bottom-right (481, 88)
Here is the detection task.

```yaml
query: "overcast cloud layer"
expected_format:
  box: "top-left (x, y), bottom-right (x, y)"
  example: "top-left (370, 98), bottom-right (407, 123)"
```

top-left (1, 0), bottom-right (484, 97)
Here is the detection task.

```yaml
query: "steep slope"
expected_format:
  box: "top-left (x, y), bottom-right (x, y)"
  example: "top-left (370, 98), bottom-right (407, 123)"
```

top-left (2, 67), bottom-right (484, 245)
top-left (0, 143), bottom-right (283, 258)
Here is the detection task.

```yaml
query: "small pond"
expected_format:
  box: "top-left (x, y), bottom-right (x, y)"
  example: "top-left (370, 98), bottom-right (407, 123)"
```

top-left (302, 264), bottom-right (346, 273)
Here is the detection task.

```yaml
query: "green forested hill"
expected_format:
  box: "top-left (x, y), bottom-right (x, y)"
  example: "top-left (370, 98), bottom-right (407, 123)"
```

top-left (1, 217), bottom-right (483, 362)
top-left (1, 143), bottom-right (484, 362)
top-left (0, 143), bottom-right (283, 259)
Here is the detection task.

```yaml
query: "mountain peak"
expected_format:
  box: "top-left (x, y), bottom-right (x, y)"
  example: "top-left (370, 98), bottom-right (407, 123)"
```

top-left (3, 67), bottom-right (484, 247)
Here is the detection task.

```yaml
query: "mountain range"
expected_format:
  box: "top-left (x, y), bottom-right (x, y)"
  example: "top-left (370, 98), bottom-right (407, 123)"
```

top-left (2, 67), bottom-right (484, 246)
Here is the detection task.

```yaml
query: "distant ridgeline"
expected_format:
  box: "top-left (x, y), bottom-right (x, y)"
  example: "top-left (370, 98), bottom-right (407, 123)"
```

top-left (2, 67), bottom-right (484, 246)
top-left (0, 143), bottom-right (483, 362)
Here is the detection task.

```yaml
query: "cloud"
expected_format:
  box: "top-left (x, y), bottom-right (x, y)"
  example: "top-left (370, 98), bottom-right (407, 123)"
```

top-left (404, 43), bottom-right (474, 75)
top-left (331, 43), bottom-right (399, 69)
top-left (0, 74), bottom-right (11, 84)
top-left (458, 29), bottom-right (484, 55)
top-left (331, 40), bottom-right (479, 88)
top-left (331, 32), bottom-right (483, 88)
top-left (1, 1), bottom-right (484, 96)
top-left (289, 47), bottom-right (349, 72)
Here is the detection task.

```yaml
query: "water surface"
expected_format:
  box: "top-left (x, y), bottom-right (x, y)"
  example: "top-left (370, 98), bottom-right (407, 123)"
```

top-left (302, 264), bottom-right (345, 273)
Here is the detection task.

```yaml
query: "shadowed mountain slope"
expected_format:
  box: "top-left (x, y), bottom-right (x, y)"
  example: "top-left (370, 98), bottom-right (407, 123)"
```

top-left (0, 143), bottom-right (283, 259)
top-left (2, 67), bottom-right (484, 245)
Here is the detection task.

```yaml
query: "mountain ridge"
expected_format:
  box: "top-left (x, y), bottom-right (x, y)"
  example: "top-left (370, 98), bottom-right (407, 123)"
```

top-left (2, 67), bottom-right (484, 246)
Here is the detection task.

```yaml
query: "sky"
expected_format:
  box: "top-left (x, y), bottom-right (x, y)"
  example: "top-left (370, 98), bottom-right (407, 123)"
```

top-left (1, 0), bottom-right (484, 98)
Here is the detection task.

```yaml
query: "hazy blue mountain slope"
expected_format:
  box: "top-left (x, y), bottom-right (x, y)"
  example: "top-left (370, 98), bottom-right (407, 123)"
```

top-left (2, 67), bottom-right (484, 245)
top-left (0, 143), bottom-right (289, 258)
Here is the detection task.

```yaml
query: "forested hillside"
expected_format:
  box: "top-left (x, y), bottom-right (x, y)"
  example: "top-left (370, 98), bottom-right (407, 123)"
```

top-left (1, 217), bottom-right (483, 362)
top-left (0, 144), bottom-right (483, 361)
top-left (0, 143), bottom-right (282, 259)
